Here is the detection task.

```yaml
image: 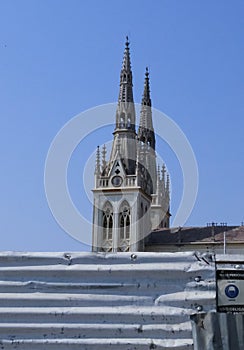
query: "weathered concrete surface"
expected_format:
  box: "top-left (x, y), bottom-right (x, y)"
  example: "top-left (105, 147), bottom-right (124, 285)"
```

top-left (0, 252), bottom-right (215, 349)
top-left (191, 312), bottom-right (244, 350)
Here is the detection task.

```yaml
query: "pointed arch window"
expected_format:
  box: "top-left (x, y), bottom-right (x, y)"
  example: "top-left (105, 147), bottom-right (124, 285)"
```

top-left (118, 201), bottom-right (131, 251)
top-left (120, 113), bottom-right (125, 128)
top-left (102, 202), bottom-right (113, 242)
top-left (127, 113), bottom-right (131, 128)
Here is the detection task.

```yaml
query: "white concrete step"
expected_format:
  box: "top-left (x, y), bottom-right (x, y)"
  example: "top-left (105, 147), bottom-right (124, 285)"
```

top-left (0, 251), bottom-right (208, 266)
top-left (0, 322), bottom-right (192, 340)
top-left (0, 292), bottom-right (154, 307)
top-left (0, 306), bottom-right (193, 324)
top-left (0, 279), bottom-right (215, 294)
top-left (0, 251), bottom-right (215, 350)
top-left (0, 338), bottom-right (193, 349)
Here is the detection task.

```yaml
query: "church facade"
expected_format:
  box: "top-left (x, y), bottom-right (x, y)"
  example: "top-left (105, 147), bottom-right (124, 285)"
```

top-left (92, 39), bottom-right (170, 253)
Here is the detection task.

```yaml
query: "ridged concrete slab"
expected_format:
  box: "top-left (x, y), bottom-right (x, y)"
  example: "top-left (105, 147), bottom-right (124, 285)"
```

top-left (0, 251), bottom-right (215, 349)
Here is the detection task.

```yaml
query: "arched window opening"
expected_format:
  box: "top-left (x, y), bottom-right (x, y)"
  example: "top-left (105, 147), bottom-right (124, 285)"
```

top-left (125, 215), bottom-right (130, 239)
top-left (102, 215), bottom-right (107, 240)
top-left (102, 203), bottom-right (113, 242)
top-left (120, 113), bottom-right (125, 128)
top-left (108, 214), bottom-right (113, 240)
top-left (120, 117), bottom-right (124, 128)
top-left (119, 202), bottom-right (131, 241)
top-left (141, 202), bottom-right (144, 218)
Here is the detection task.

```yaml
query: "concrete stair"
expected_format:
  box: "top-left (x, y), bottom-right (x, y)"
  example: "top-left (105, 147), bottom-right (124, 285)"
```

top-left (0, 252), bottom-right (215, 349)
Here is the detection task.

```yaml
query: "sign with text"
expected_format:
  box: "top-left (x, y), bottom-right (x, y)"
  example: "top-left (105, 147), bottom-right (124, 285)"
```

top-left (217, 269), bottom-right (244, 312)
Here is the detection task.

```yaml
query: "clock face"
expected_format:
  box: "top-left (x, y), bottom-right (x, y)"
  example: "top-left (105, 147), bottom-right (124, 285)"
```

top-left (112, 176), bottom-right (123, 187)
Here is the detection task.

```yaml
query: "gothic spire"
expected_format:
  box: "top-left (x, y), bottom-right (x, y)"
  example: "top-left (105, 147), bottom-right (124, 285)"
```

top-left (166, 173), bottom-right (170, 194)
top-left (161, 164), bottom-right (166, 184)
top-left (137, 68), bottom-right (157, 193)
top-left (138, 68), bottom-right (155, 150)
top-left (110, 38), bottom-right (137, 175)
top-left (95, 146), bottom-right (101, 175)
top-left (101, 144), bottom-right (107, 171)
top-left (118, 37), bottom-right (134, 103)
top-left (142, 67), bottom-right (151, 107)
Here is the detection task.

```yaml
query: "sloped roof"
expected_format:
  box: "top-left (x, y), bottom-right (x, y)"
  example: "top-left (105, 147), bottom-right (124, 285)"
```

top-left (146, 226), bottom-right (244, 246)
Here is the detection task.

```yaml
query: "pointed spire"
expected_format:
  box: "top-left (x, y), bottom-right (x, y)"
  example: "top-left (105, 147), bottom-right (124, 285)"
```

top-left (142, 67), bottom-right (151, 107)
top-left (166, 173), bottom-right (170, 194)
top-left (137, 67), bottom-right (157, 193)
top-left (157, 165), bottom-right (161, 178)
top-left (122, 36), bottom-right (130, 71)
top-left (102, 144), bottom-right (107, 171)
top-left (95, 146), bottom-right (101, 175)
top-left (138, 68), bottom-right (154, 144)
top-left (110, 38), bottom-right (137, 175)
top-left (118, 37), bottom-right (134, 103)
top-left (156, 165), bottom-right (161, 195)
top-left (161, 164), bottom-right (166, 184)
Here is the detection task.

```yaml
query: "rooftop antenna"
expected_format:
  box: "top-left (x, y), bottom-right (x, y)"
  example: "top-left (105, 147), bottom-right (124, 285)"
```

top-left (223, 231), bottom-right (226, 254)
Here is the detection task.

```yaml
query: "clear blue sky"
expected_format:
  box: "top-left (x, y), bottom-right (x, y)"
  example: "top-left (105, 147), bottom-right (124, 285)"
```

top-left (0, 0), bottom-right (243, 251)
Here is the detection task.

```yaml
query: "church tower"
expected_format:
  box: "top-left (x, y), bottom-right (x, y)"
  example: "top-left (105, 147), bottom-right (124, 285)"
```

top-left (92, 39), bottom-right (170, 252)
top-left (138, 67), bottom-right (171, 230)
